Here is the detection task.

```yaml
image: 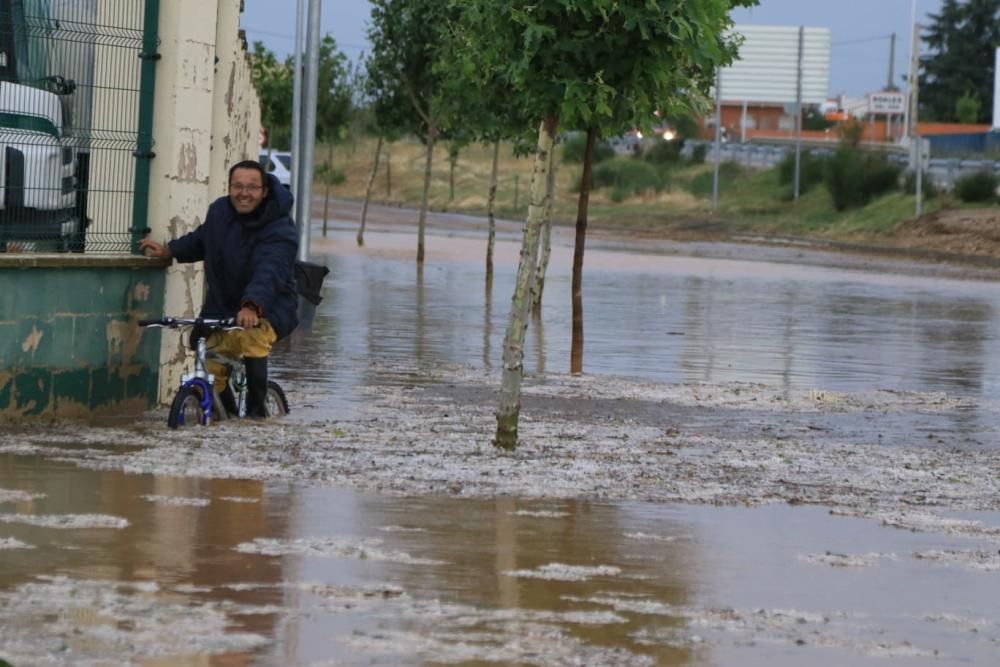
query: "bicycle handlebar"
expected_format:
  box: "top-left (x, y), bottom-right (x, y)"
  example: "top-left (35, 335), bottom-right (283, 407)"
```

top-left (138, 317), bottom-right (240, 330)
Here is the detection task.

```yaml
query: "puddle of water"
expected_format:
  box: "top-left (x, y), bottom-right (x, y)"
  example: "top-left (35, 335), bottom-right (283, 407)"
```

top-left (280, 229), bottom-right (1000, 422)
top-left (2, 454), bottom-right (998, 665)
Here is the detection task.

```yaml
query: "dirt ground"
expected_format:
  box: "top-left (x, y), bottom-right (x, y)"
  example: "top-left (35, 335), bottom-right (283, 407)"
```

top-left (891, 207), bottom-right (1000, 259)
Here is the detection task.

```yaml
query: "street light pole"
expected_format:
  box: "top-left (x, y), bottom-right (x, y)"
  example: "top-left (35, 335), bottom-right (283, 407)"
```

top-left (907, 0), bottom-right (922, 218)
top-left (712, 69), bottom-right (722, 212)
top-left (297, 0), bottom-right (321, 262)
top-left (290, 0), bottom-right (304, 224)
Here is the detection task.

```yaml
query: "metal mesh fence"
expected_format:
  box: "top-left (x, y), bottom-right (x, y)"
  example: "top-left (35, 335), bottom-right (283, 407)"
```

top-left (0, 0), bottom-right (149, 254)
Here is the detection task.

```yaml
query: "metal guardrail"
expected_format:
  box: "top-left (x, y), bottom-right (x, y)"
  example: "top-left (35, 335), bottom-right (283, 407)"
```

top-left (688, 140), bottom-right (1000, 191)
top-left (0, 1), bottom-right (155, 254)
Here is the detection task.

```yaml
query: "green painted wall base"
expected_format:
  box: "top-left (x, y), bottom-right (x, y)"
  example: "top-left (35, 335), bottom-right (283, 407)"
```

top-left (0, 255), bottom-right (166, 421)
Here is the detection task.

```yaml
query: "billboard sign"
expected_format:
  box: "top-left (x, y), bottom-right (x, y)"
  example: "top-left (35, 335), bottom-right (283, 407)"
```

top-left (718, 25), bottom-right (831, 105)
top-left (869, 91), bottom-right (906, 114)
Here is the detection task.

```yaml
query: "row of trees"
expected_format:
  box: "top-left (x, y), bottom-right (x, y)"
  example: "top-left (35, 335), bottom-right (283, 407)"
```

top-left (250, 0), bottom-right (994, 450)
top-left (361, 0), bottom-right (755, 449)
top-left (250, 36), bottom-right (358, 160)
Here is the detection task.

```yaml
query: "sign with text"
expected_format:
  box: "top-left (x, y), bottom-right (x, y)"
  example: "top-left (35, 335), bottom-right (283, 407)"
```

top-left (869, 92), bottom-right (907, 114)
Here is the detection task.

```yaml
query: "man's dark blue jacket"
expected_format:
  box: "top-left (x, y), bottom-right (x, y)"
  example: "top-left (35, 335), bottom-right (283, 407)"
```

top-left (168, 173), bottom-right (300, 340)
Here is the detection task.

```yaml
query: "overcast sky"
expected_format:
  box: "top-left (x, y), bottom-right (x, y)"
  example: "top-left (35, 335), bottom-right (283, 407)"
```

top-left (241, 0), bottom-right (944, 98)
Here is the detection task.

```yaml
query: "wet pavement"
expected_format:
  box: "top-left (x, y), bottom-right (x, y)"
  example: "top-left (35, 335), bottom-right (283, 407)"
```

top-left (3, 214), bottom-right (1000, 665)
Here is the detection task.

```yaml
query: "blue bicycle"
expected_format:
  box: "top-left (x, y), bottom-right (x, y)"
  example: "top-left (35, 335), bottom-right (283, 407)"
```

top-left (139, 317), bottom-right (289, 428)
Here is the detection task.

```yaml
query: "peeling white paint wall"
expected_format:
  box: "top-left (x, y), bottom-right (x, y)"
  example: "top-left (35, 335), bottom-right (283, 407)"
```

top-left (210, 0), bottom-right (262, 197)
top-left (148, 0), bottom-right (262, 402)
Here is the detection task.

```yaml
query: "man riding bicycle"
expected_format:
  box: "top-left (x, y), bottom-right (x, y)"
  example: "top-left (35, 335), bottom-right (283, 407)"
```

top-left (140, 160), bottom-right (300, 418)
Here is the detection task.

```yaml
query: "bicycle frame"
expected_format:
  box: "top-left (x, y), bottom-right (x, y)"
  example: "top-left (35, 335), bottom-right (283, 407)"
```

top-left (181, 336), bottom-right (216, 426)
top-left (139, 317), bottom-right (241, 426)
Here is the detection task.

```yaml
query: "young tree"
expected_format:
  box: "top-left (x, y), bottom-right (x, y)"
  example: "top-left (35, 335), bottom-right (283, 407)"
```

top-left (367, 0), bottom-right (457, 265)
top-left (354, 48), bottom-right (406, 247)
top-left (920, 0), bottom-right (1000, 123)
top-left (249, 41), bottom-right (293, 149)
top-left (955, 90), bottom-right (984, 124)
top-left (357, 134), bottom-right (383, 246)
top-left (459, 0), bottom-right (754, 450)
top-left (314, 36), bottom-right (354, 235)
top-left (532, 145), bottom-right (557, 313)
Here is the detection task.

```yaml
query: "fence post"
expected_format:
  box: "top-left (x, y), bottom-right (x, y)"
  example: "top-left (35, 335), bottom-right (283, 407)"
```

top-left (131, 0), bottom-right (160, 253)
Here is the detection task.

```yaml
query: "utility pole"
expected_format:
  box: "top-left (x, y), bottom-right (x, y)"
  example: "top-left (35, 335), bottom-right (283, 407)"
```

top-left (887, 32), bottom-right (896, 90)
top-left (712, 69), bottom-right (722, 212)
top-left (290, 0), bottom-right (304, 223)
top-left (793, 26), bottom-right (804, 201)
top-left (296, 0), bottom-right (322, 262)
top-left (907, 0), bottom-right (922, 218)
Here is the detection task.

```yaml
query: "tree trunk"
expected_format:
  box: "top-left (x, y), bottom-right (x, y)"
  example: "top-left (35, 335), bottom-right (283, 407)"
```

top-left (483, 279), bottom-right (493, 369)
top-left (485, 139), bottom-right (500, 283)
top-left (417, 126), bottom-right (436, 265)
top-left (357, 135), bottom-right (383, 247)
top-left (322, 143), bottom-right (333, 237)
top-left (495, 115), bottom-right (558, 451)
top-left (385, 142), bottom-right (392, 198)
top-left (448, 145), bottom-right (458, 202)
top-left (532, 145), bottom-right (557, 313)
top-left (570, 127), bottom-right (596, 374)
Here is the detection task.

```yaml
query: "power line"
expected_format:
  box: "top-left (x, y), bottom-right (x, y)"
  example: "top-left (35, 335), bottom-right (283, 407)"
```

top-left (242, 24), bottom-right (367, 51)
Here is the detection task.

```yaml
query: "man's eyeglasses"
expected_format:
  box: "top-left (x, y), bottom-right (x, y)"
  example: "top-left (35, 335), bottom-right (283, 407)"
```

top-left (230, 184), bottom-right (263, 193)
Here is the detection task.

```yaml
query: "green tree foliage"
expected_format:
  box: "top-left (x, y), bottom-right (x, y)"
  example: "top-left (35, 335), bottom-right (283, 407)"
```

top-left (690, 161), bottom-right (743, 197)
top-left (825, 149), bottom-right (901, 210)
top-left (315, 36), bottom-right (354, 144)
top-left (919, 0), bottom-right (1000, 123)
top-left (954, 170), bottom-right (999, 202)
top-left (590, 158), bottom-right (665, 201)
top-left (250, 37), bottom-right (353, 149)
top-left (367, 0), bottom-right (459, 264)
top-left (643, 138), bottom-right (684, 166)
top-left (562, 133), bottom-right (613, 163)
top-left (802, 106), bottom-right (834, 131)
top-left (777, 150), bottom-right (826, 196)
top-left (689, 143), bottom-right (708, 164)
top-left (250, 41), bottom-right (292, 148)
top-left (955, 90), bottom-right (983, 124)
top-left (366, 0), bottom-right (454, 139)
top-left (455, 0), bottom-right (756, 448)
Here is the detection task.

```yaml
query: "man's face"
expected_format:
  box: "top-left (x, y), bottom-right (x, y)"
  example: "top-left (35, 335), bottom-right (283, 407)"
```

top-left (229, 168), bottom-right (267, 214)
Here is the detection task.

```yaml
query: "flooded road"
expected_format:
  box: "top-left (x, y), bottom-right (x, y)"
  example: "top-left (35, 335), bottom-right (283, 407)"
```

top-left (290, 220), bottom-right (1000, 410)
top-left (3, 217), bottom-right (1000, 665)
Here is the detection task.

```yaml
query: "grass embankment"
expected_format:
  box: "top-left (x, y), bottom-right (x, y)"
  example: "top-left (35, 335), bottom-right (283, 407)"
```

top-left (320, 136), bottom-right (963, 245)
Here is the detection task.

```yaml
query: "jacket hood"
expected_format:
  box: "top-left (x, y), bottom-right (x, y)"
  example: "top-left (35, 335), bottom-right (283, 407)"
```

top-left (236, 173), bottom-right (294, 230)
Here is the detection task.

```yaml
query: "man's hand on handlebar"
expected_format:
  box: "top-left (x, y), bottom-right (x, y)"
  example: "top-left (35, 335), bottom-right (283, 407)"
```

top-left (139, 238), bottom-right (173, 260)
top-left (236, 306), bottom-right (259, 329)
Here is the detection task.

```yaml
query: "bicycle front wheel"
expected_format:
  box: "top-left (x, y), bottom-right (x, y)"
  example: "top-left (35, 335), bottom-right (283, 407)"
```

top-left (265, 381), bottom-right (289, 417)
top-left (167, 385), bottom-right (206, 429)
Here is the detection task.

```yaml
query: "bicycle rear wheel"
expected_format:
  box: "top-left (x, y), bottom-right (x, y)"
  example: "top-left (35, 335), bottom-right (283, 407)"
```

top-left (265, 381), bottom-right (289, 417)
top-left (167, 385), bottom-right (206, 429)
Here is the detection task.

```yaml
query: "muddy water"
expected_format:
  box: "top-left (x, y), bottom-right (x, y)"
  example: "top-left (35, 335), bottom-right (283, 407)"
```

top-left (4, 224), bottom-right (1000, 665)
top-left (287, 226), bottom-right (1000, 414)
top-left (4, 454), bottom-right (999, 665)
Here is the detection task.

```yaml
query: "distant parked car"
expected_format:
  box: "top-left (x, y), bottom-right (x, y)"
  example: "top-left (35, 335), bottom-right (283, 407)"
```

top-left (258, 149), bottom-right (292, 189)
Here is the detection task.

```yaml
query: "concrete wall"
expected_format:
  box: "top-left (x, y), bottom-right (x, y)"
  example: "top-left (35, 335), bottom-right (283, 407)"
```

top-left (210, 3), bottom-right (262, 198)
top-left (0, 257), bottom-right (166, 420)
top-left (147, 0), bottom-right (261, 402)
